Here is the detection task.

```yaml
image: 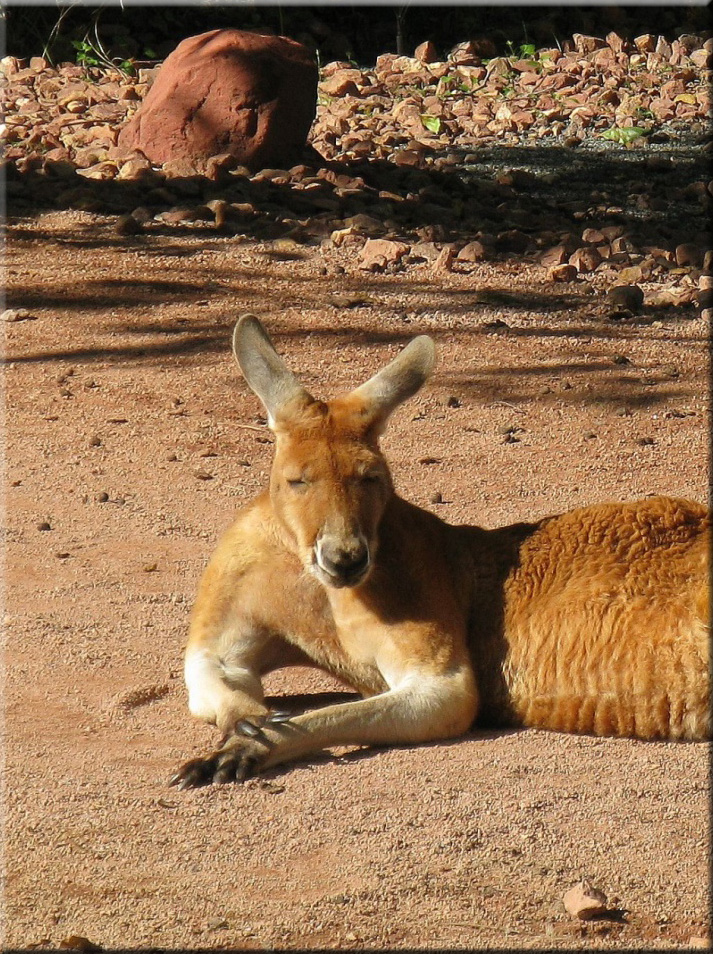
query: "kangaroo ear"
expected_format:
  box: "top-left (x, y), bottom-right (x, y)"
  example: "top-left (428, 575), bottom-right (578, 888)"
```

top-left (232, 315), bottom-right (309, 426)
top-left (352, 335), bottom-right (436, 431)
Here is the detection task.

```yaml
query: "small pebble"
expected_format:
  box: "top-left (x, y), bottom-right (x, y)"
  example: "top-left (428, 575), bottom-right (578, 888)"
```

top-left (97, 492), bottom-right (110, 502)
top-left (606, 284), bottom-right (644, 312)
top-left (2, 308), bottom-right (37, 322)
top-left (549, 263), bottom-right (578, 282)
top-left (131, 206), bottom-right (153, 224)
top-left (37, 521), bottom-right (52, 531)
top-left (115, 213), bottom-right (143, 236)
top-left (563, 881), bottom-right (608, 921)
top-left (58, 937), bottom-right (102, 952)
top-left (430, 491), bottom-right (443, 504)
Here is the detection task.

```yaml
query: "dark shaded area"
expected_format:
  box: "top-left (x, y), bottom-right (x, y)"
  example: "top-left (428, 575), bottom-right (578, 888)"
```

top-left (5, 4), bottom-right (711, 66)
top-left (7, 137), bottom-right (709, 251)
top-left (4, 264), bottom-right (701, 411)
top-left (265, 690), bottom-right (360, 713)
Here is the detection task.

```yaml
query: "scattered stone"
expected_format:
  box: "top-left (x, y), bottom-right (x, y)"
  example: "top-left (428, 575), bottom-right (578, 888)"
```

top-left (581, 228), bottom-right (606, 245)
top-left (606, 284), bottom-right (644, 311)
top-left (433, 244), bottom-right (456, 272)
top-left (697, 287), bottom-right (713, 311)
top-left (414, 40), bottom-right (438, 64)
top-left (115, 213), bottom-right (143, 236)
top-left (675, 243), bottom-right (704, 267)
top-left (457, 241), bottom-right (487, 263)
top-left (330, 293), bottom-right (374, 308)
top-left (569, 246), bottom-right (603, 273)
top-left (540, 244), bottom-right (573, 268)
top-left (430, 491), bottom-right (443, 504)
top-left (563, 881), bottom-right (608, 921)
top-left (37, 521), bottom-right (52, 531)
top-left (410, 241), bottom-right (443, 263)
top-left (549, 264), bottom-right (578, 282)
top-left (320, 69), bottom-right (363, 98)
top-left (573, 34), bottom-right (607, 55)
top-left (59, 938), bottom-right (102, 951)
top-left (3, 308), bottom-right (38, 322)
top-left (358, 238), bottom-right (410, 271)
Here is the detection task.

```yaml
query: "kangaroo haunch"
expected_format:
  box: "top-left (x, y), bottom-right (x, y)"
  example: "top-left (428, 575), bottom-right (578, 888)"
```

top-left (170, 315), bottom-right (710, 788)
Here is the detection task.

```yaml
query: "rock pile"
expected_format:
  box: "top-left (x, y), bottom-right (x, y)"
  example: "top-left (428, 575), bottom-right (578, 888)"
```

top-left (311, 33), bottom-right (711, 160)
top-left (1, 30), bottom-right (710, 306)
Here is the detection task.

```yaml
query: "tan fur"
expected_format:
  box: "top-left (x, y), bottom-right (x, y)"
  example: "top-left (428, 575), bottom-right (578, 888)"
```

top-left (171, 317), bottom-right (710, 787)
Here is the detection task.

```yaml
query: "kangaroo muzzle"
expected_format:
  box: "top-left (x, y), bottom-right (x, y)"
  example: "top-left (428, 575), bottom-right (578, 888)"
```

top-left (314, 535), bottom-right (371, 588)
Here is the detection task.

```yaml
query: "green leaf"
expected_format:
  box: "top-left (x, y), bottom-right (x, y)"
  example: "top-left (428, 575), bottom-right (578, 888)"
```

top-left (420, 114), bottom-right (442, 134)
top-left (600, 126), bottom-right (647, 145)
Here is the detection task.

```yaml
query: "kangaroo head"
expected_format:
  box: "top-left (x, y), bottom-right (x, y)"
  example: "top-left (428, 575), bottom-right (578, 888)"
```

top-left (232, 315), bottom-right (436, 589)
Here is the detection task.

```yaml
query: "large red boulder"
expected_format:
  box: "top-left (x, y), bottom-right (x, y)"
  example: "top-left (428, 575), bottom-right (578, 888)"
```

top-left (118, 29), bottom-right (318, 171)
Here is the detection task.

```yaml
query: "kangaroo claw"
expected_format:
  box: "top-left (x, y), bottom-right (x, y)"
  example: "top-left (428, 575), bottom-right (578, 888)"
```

top-left (168, 756), bottom-right (216, 790)
top-left (236, 718), bottom-right (265, 739)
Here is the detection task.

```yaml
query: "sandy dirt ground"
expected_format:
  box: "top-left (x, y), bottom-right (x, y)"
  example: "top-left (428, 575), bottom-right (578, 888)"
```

top-left (2, 199), bottom-right (709, 952)
top-left (2, 34), bottom-right (711, 948)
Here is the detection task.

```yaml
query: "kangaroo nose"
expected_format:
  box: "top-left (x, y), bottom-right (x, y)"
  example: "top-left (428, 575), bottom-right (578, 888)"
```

top-left (317, 540), bottom-right (370, 586)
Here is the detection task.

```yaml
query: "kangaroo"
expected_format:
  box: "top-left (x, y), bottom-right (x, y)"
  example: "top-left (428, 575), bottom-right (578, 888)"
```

top-left (170, 315), bottom-right (710, 788)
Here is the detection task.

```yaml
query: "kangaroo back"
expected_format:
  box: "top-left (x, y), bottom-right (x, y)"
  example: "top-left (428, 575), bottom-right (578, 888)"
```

top-left (471, 497), bottom-right (710, 740)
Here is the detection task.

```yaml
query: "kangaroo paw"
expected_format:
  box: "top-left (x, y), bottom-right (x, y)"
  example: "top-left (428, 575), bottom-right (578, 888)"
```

top-left (169, 734), bottom-right (270, 789)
